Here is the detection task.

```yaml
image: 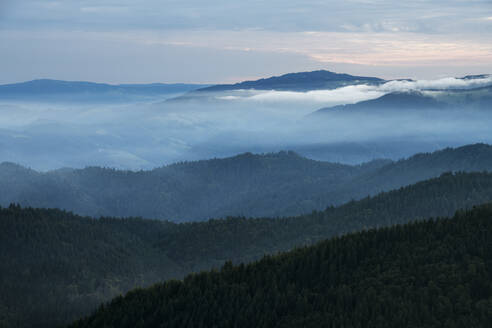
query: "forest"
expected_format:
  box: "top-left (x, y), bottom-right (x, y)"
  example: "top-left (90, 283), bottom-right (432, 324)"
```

top-left (1, 143), bottom-right (492, 222)
top-left (2, 171), bottom-right (492, 327)
top-left (70, 204), bottom-right (492, 328)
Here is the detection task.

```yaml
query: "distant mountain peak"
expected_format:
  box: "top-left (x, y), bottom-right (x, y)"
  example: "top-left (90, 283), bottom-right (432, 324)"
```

top-left (195, 70), bottom-right (385, 92)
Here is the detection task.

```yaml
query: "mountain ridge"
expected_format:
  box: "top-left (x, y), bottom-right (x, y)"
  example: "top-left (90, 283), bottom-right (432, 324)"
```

top-left (0, 144), bottom-right (492, 222)
top-left (69, 203), bottom-right (492, 328)
top-left (3, 171), bottom-right (492, 327)
top-left (0, 79), bottom-right (209, 102)
top-left (195, 70), bottom-right (385, 92)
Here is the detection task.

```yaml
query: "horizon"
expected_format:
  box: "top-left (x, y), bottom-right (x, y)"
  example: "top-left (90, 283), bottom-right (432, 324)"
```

top-left (2, 69), bottom-right (492, 86)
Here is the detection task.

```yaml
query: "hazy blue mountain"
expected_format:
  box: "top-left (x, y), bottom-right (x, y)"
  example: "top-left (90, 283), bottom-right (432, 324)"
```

top-left (313, 87), bottom-right (492, 115)
top-left (0, 151), bottom-right (380, 221)
top-left (0, 79), bottom-right (208, 102)
top-left (0, 144), bottom-right (491, 222)
top-left (196, 70), bottom-right (384, 92)
top-left (318, 91), bottom-right (445, 113)
top-left (168, 70), bottom-right (385, 102)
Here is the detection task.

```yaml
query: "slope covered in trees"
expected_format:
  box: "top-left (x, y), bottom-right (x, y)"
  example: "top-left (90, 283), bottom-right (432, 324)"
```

top-left (70, 204), bottom-right (492, 328)
top-left (0, 151), bottom-right (377, 221)
top-left (1, 144), bottom-right (492, 222)
top-left (160, 171), bottom-right (492, 271)
top-left (0, 206), bottom-right (183, 328)
top-left (195, 70), bottom-right (384, 92)
top-left (2, 171), bottom-right (492, 327)
top-left (313, 85), bottom-right (492, 115)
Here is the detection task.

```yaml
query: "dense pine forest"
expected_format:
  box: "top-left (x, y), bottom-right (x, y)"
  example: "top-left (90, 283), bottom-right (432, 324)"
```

top-left (1, 144), bottom-right (492, 221)
top-left (2, 171), bottom-right (492, 327)
top-left (0, 207), bottom-right (183, 328)
top-left (70, 204), bottom-right (492, 328)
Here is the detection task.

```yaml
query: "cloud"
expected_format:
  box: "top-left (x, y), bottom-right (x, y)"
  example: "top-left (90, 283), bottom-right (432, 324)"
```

top-left (218, 85), bottom-right (384, 108)
top-left (379, 76), bottom-right (492, 92)
top-left (1, 72), bottom-right (492, 171)
top-left (214, 75), bottom-right (492, 108)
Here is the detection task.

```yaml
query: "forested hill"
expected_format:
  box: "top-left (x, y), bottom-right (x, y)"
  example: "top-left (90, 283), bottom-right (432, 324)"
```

top-left (70, 203), bottom-right (492, 328)
top-left (3, 171), bottom-right (492, 327)
top-left (1, 143), bottom-right (492, 222)
top-left (194, 70), bottom-right (384, 92)
top-left (159, 171), bottom-right (492, 271)
top-left (0, 207), bottom-right (183, 328)
top-left (335, 143), bottom-right (492, 201)
top-left (313, 91), bottom-right (445, 114)
top-left (0, 151), bottom-right (376, 221)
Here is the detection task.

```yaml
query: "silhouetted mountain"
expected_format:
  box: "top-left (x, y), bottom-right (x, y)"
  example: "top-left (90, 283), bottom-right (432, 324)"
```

top-left (3, 171), bottom-right (492, 327)
top-left (1, 144), bottom-right (492, 222)
top-left (196, 70), bottom-right (384, 92)
top-left (0, 79), bottom-right (207, 102)
top-left (70, 203), bottom-right (492, 328)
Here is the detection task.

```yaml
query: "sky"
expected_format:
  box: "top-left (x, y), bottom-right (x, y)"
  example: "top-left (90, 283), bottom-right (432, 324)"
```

top-left (0, 0), bottom-right (491, 84)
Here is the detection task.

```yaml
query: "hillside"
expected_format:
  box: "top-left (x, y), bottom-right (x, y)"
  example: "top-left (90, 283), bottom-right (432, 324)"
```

top-left (159, 171), bottom-right (492, 271)
top-left (313, 87), bottom-right (492, 115)
top-left (0, 79), bottom-right (207, 102)
top-left (314, 91), bottom-right (446, 114)
top-left (69, 203), bottom-right (492, 328)
top-left (0, 206), bottom-right (183, 328)
top-left (2, 171), bottom-right (492, 327)
top-left (195, 70), bottom-right (384, 92)
top-left (0, 151), bottom-right (382, 221)
top-left (1, 144), bottom-right (492, 222)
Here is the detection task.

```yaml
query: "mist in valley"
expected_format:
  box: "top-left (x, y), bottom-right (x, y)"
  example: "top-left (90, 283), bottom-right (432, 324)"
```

top-left (0, 75), bottom-right (491, 171)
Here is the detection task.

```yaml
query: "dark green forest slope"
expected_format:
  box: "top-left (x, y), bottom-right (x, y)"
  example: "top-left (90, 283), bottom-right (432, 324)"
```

top-left (1, 143), bottom-right (492, 222)
top-left (164, 171), bottom-right (492, 271)
top-left (0, 207), bottom-right (183, 328)
top-left (70, 204), bottom-right (492, 328)
top-left (2, 172), bottom-right (492, 327)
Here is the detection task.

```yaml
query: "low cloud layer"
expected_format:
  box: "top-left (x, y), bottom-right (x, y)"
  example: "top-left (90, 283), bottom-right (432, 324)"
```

top-left (0, 74), bottom-right (491, 170)
top-left (380, 76), bottom-right (492, 92)
top-left (214, 75), bottom-right (492, 108)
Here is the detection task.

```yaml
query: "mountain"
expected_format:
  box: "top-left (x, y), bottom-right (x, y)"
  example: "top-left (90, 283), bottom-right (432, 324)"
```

top-left (0, 79), bottom-right (208, 102)
top-left (1, 144), bottom-right (492, 222)
top-left (313, 86), bottom-right (492, 115)
top-left (0, 151), bottom-right (385, 221)
top-left (158, 171), bottom-right (492, 271)
top-left (314, 91), bottom-right (447, 115)
top-left (69, 203), bottom-right (492, 328)
top-left (3, 171), bottom-right (492, 327)
top-left (334, 143), bottom-right (492, 201)
top-left (168, 70), bottom-right (385, 102)
top-left (195, 70), bottom-right (384, 92)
